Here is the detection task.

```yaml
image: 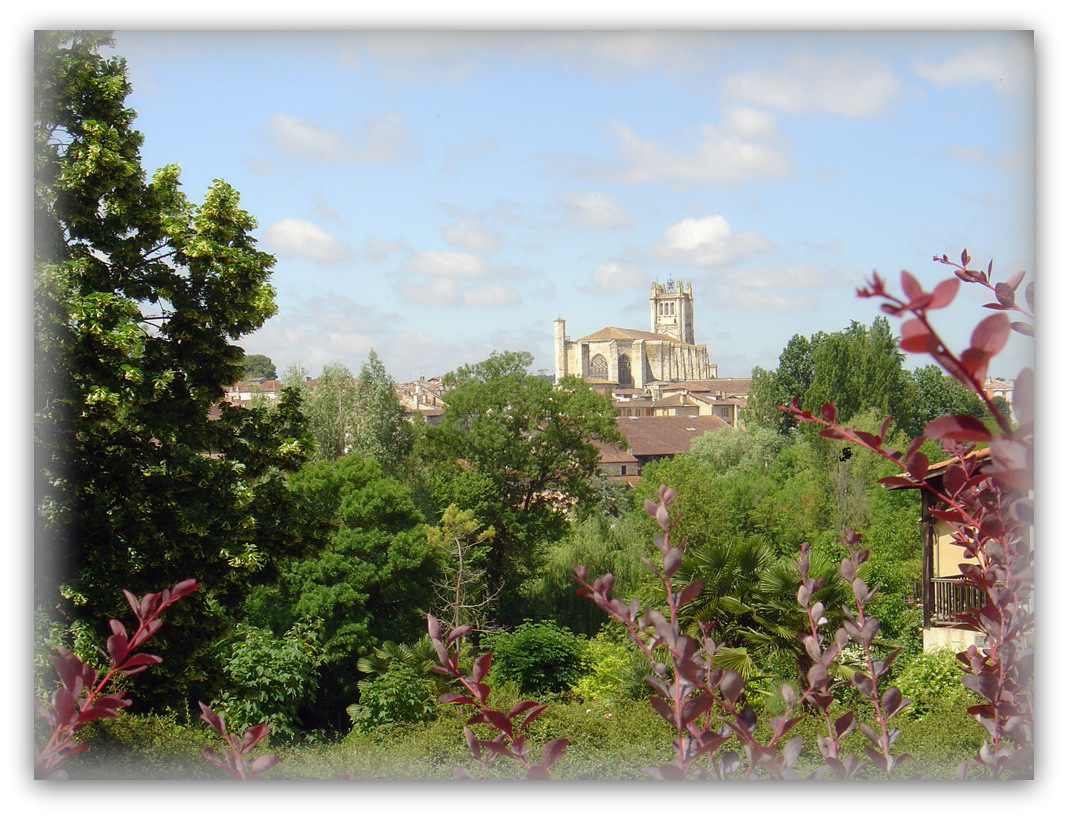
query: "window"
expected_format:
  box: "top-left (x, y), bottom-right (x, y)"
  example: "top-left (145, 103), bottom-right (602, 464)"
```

top-left (590, 353), bottom-right (608, 380)
top-left (618, 354), bottom-right (633, 387)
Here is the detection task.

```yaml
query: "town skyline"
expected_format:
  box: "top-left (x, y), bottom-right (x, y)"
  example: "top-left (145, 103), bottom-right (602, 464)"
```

top-left (108, 29), bottom-right (1034, 385)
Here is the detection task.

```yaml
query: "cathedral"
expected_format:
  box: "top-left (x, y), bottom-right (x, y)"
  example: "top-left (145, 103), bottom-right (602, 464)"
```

top-left (553, 280), bottom-right (715, 389)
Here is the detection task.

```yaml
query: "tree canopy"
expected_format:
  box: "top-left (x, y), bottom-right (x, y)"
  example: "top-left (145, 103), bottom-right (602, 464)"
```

top-left (424, 351), bottom-right (625, 624)
top-left (34, 31), bottom-right (312, 704)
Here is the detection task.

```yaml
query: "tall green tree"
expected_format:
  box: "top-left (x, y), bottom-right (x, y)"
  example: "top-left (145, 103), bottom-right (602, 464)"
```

top-left (241, 353), bottom-right (276, 381)
top-left (351, 349), bottom-right (414, 478)
top-left (424, 351), bottom-right (625, 624)
top-left (904, 363), bottom-right (989, 438)
top-left (34, 31), bottom-right (314, 705)
top-left (306, 362), bottom-right (359, 460)
top-left (246, 454), bottom-right (436, 730)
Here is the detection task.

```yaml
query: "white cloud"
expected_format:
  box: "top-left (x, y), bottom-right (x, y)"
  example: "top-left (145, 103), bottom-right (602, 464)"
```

top-left (443, 219), bottom-right (502, 252)
top-left (402, 250), bottom-right (488, 278)
top-left (268, 111), bottom-right (412, 163)
top-left (396, 277), bottom-right (461, 306)
top-left (914, 38), bottom-right (1032, 95)
top-left (263, 218), bottom-right (353, 263)
top-left (559, 191), bottom-right (632, 228)
top-left (589, 261), bottom-right (647, 292)
top-left (654, 215), bottom-right (772, 267)
top-left (723, 53), bottom-right (901, 116)
top-left (462, 282), bottom-right (521, 306)
top-left (711, 284), bottom-right (815, 312)
top-left (394, 277), bottom-right (519, 307)
top-left (599, 109), bottom-right (792, 184)
top-left (363, 236), bottom-right (407, 261)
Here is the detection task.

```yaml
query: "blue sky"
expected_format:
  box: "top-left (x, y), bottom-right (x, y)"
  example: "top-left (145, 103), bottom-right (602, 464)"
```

top-left (106, 29), bottom-right (1035, 385)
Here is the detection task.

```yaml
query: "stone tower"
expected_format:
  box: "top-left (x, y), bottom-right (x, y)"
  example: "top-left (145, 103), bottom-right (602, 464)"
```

top-left (650, 279), bottom-right (695, 344)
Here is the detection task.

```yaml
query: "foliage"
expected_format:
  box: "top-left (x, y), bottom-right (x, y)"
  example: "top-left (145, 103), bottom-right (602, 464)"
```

top-left (568, 628), bottom-right (635, 703)
top-left (426, 504), bottom-right (498, 634)
top-left (34, 32), bottom-right (314, 705)
top-left (484, 620), bottom-right (589, 695)
top-left (520, 512), bottom-right (648, 636)
top-left (34, 579), bottom-right (198, 778)
top-left (351, 349), bottom-right (414, 478)
top-left (242, 353), bottom-right (276, 381)
top-left (212, 618), bottom-right (325, 741)
top-left (783, 249), bottom-right (1033, 778)
top-left (305, 361), bottom-right (359, 460)
top-left (246, 453), bottom-right (436, 729)
top-left (198, 701), bottom-right (280, 779)
top-left (428, 615), bottom-right (569, 779)
top-left (894, 649), bottom-right (981, 718)
top-left (347, 665), bottom-right (437, 732)
top-left (424, 350), bottom-right (626, 623)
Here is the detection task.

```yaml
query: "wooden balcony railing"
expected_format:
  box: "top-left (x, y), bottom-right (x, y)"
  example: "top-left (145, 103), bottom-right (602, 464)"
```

top-left (930, 575), bottom-right (987, 627)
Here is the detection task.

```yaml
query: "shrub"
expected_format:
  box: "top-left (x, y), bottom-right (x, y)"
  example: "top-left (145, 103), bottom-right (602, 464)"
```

top-left (484, 620), bottom-right (588, 695)
top-left (212, 618), bottom-right (325, 742)
top-left (569, 629), bottom-right (632, 702)
top-left (894, 648), bottom-right (981, 718)
top-left (347, 665), bottom-right (436, 732)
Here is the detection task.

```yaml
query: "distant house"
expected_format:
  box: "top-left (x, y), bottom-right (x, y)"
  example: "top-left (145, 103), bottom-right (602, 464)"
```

top-left (596, 415), bottom-right (730, 481)
top-left (396, 377), bottom-right (448, 425)
top-left (222, 378), bottom-right (282, 407)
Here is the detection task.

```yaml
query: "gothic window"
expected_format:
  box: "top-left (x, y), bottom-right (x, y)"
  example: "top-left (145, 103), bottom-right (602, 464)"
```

top-left (618, 354), bottom-right (633, 387)
top-left (589, 353), bottom-right (608, 380)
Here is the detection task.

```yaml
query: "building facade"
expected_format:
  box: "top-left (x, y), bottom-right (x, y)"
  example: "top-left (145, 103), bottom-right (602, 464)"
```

top-left (554, 280), bottom-right (714, 389)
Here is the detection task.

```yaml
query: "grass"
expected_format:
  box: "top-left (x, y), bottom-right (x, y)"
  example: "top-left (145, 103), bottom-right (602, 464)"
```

top-left (58, 691), bottom-right (987, 781)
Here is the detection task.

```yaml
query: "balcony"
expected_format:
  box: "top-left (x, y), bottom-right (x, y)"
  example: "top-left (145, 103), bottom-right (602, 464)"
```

top-left (929, 575), bottom-right (987, 627)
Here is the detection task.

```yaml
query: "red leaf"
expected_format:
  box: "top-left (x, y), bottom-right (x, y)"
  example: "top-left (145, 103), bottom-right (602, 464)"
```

top-left (899, 318), bottom-right (935, 353)
top-left (471, 652), bottom-right (492, 683)
top-left (525, 764), bottom-right (549, 779)
top-left (877, 475), bottom-right (919, 488)
top-left (923, 415), bottom-right (992, 442)
top-left (819, 428), bottom-right (846, 440)
top-left (994, 282), bottom-right (1016, 308)
top-left (521, 703), bottom-right (549, 730)
top-left (928, 278), bottom-right (960, 309)
top-left (969, 312), bottom-right (1010, 356)
top-left (198, 701), bottom-right (226, 735)
top-left (906, 451), bottom-right (929, 481)
top-left (484, 709), bottom-right (514, 735)
top-left (438, 693), bottom-right (475, 705)
top-left (900, 270), bottom-right (923, 301)
top-left (507, 700), bottom-right (541, 719)
top-left (1006, 269), bottom-right (1026, 291)
top-left (248, 754), bottom-right (280, 777)
top-left (855, 430), bottom-right (883, 449)
top-left (821, 403), bottom-right (835, 423)
top-left (1011, 321), bottom-right (1034, 336)
top-left (541, 738), bottom-right (569, 768)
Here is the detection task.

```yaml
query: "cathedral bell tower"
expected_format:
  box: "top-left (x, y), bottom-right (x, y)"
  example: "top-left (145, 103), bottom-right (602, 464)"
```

top-left (650, 279), bottom-right (695, 344)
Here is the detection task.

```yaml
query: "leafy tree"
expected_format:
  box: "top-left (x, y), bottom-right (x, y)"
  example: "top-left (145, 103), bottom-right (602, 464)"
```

top-left (351, 349), bottom-right (414, 478)
top-left (34, 31), bottom-right (314, 705)
top-left (424, 351), bottom-right (625, 623)
top-left (426, 505), bottom-right (498, 634)
top-left (211, 618), bottom-right (325, 741)
top-left (246, 453), bottom-right (436, 730)
top-left (241, 353), bottom-right (276, 381)
top-left (804, 317), bottom-right (911, 430)
top-left (904, 363), bottom-right (989, 438)
top-left (306, 361), bottom-right (358, 460)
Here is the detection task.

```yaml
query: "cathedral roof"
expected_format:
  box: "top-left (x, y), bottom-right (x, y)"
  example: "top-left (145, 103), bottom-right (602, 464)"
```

top-left (576, 326), bottom-right (698, 345)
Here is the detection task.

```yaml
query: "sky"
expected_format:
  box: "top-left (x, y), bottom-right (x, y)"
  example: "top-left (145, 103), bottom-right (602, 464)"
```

top-left (101, 29), bottom-right (1036, 385)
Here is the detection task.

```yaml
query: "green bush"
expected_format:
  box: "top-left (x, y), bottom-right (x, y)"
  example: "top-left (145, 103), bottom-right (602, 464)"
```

top-left (894, 647), bottom-right (981, 718)
top-left (59, 710), bottom-right (220, 779)
top-left (484, 620), bottom-right (587, 695)
top-left (212, 618), bottom-right (325, 741)
top-left (347, 665), bottom-right (436, 732)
